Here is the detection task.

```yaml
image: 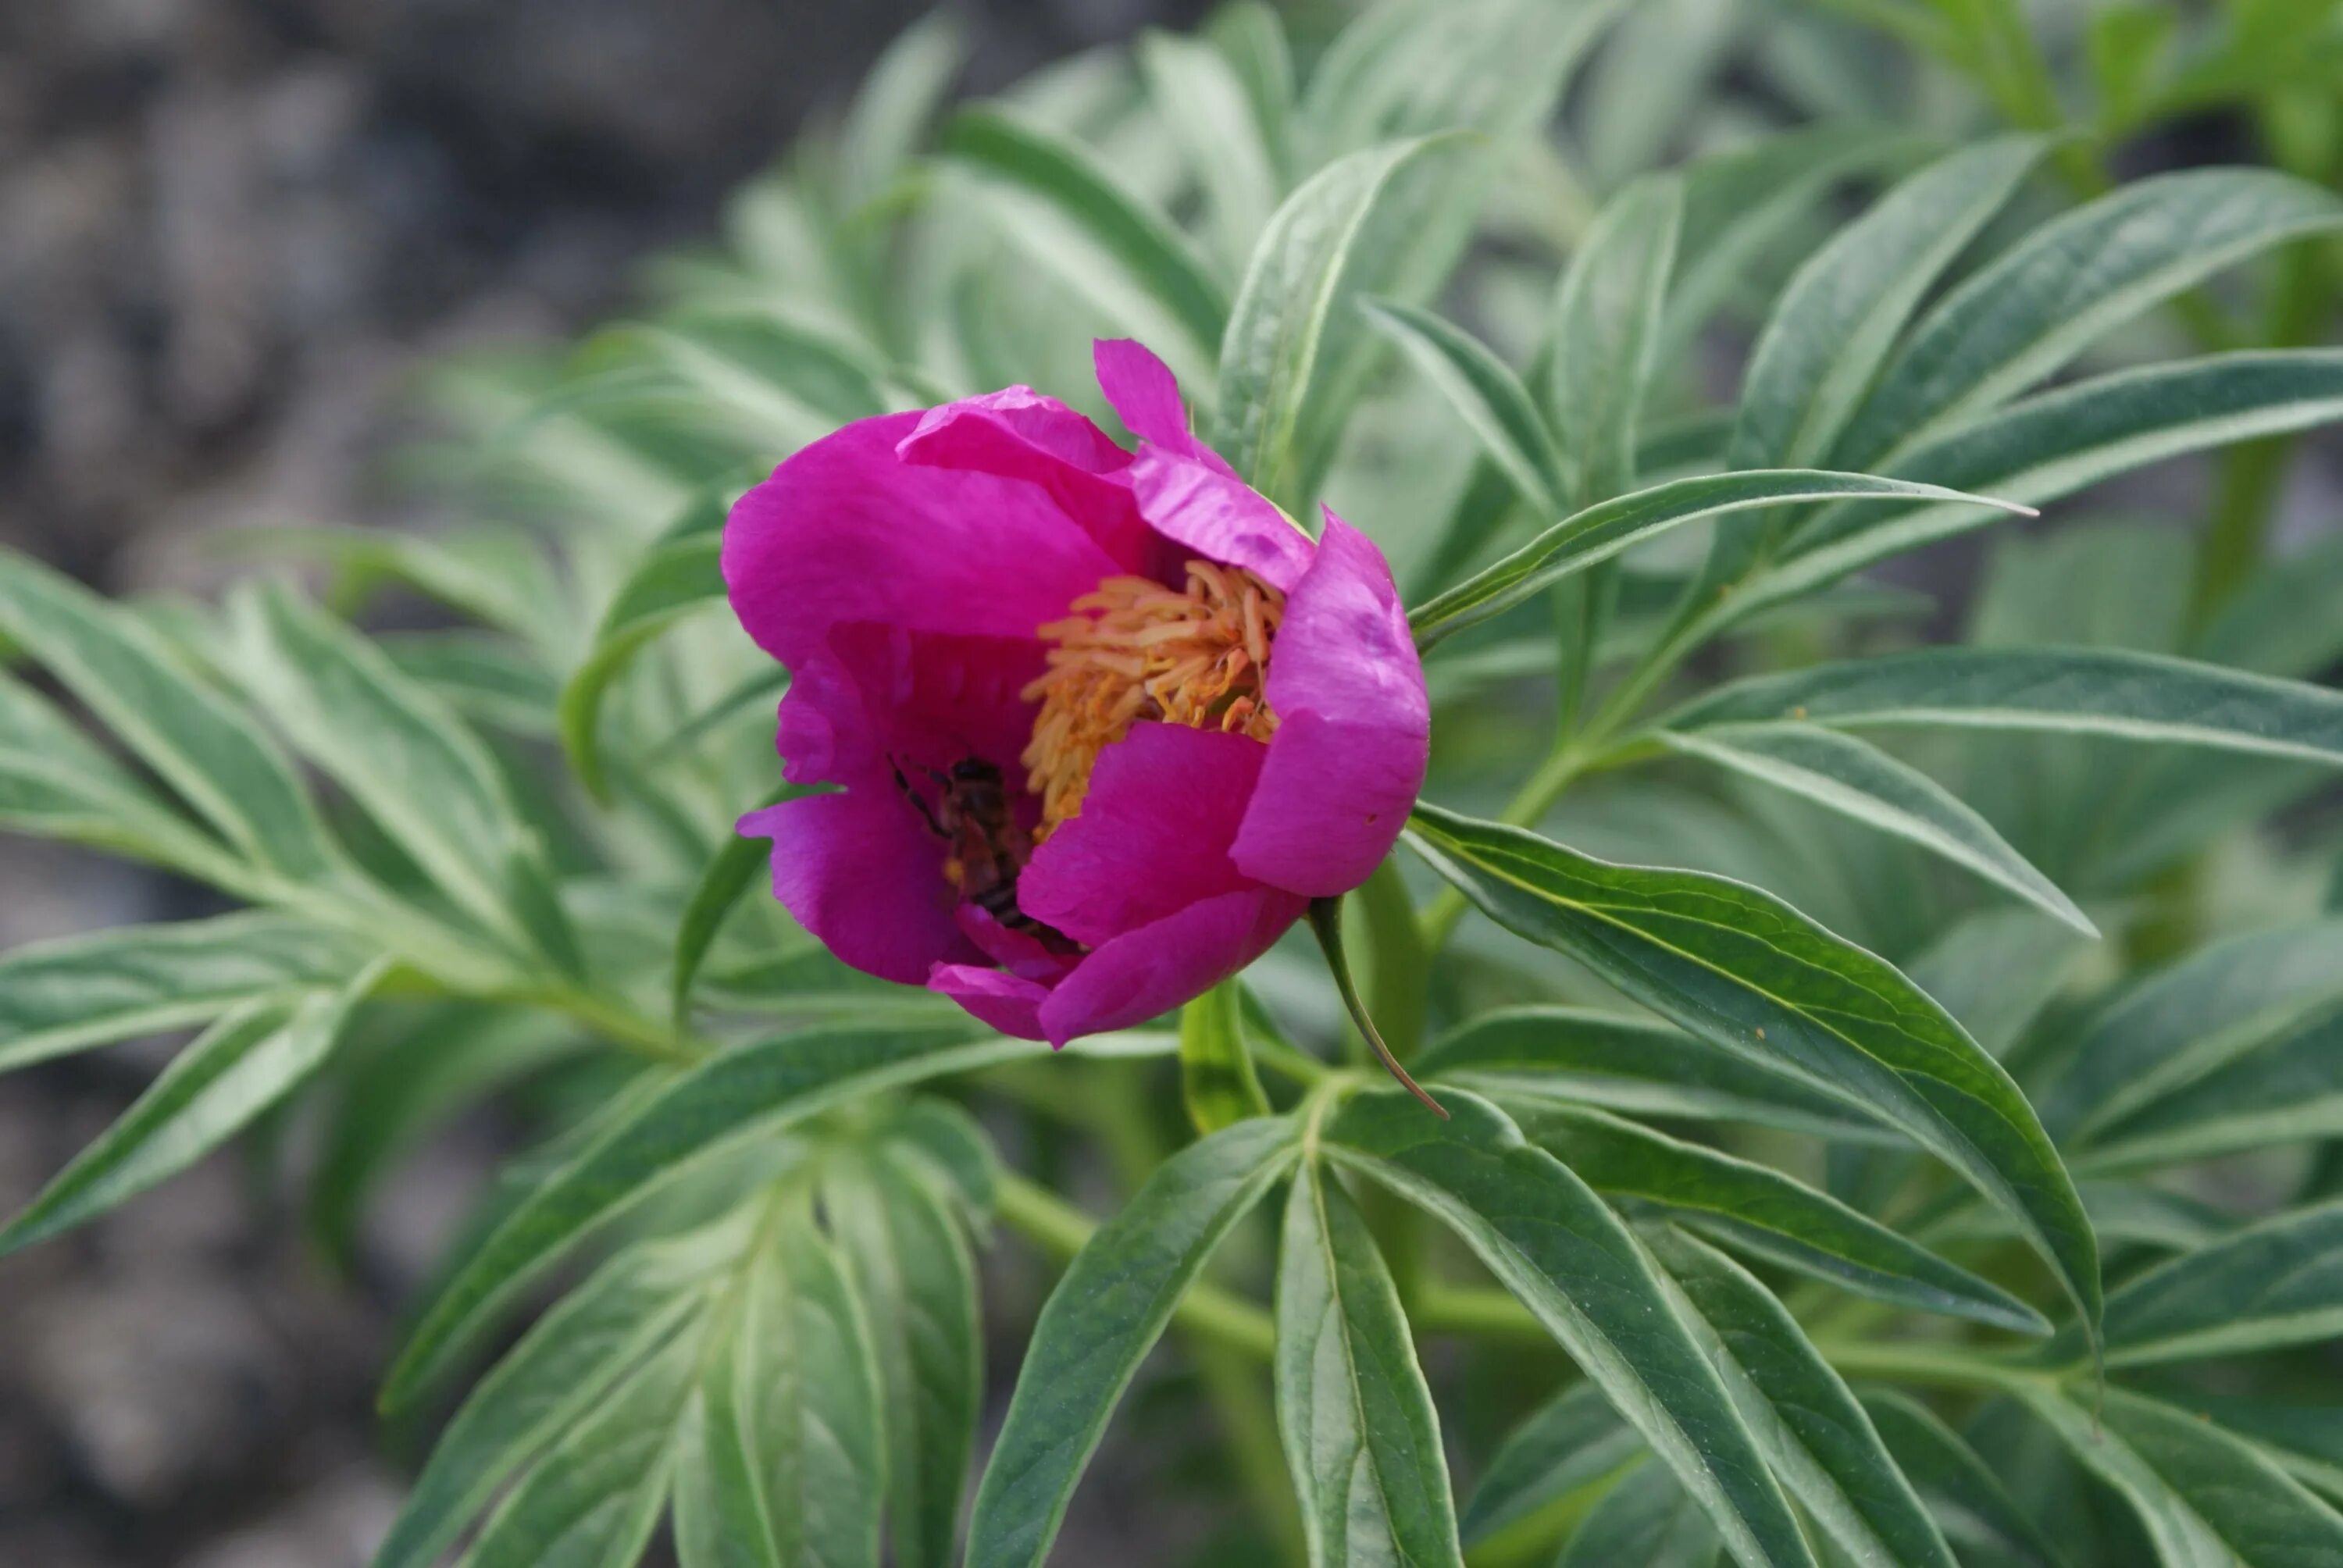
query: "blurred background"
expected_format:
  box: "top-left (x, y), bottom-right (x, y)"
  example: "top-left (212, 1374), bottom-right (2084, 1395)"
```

top-left (1, 1), bottom-right (2337, 1564)
top-left (0, 4), bottom-right (1221, 1564)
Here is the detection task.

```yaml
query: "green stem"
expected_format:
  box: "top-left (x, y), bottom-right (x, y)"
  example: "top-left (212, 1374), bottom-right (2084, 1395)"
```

top-left (1358, 858), bottom-right (1431, 1058)
top-left (1414, 1285), bottom-right (1550, 1344)
top-left (993, 1171), bottom-right (1278, 1359)
top-left (1812, 1338), bottom-right (2059, 1392)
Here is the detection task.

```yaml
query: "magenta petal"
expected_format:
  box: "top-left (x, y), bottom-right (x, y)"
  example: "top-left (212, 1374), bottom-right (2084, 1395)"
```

top-left (1232, 513), bottom-right (1429, 898)
top-left (742, 793), bottom-right (974, 986)
top-left (929, 963), bottom-right (1050, 1040)
top-left (897, 389), bottom-right (1154, 568)
top-left (776, 624), bottom-right (1042, 796)
top-left (1037, 886), bottom-right (1306, 1046)
top-left (724, 410), bottom-right (1125, 669)
top-left (1018, 723), bottom-right (1268, 948)
top-left (1129, 447), bottom-right (1316, 593)
top-left (1093, 340), bottom-right (1208, 459)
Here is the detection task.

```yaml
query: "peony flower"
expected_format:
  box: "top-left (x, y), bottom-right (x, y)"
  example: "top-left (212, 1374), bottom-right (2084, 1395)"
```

top-left (723, 340), bottom-right (1429, 1046)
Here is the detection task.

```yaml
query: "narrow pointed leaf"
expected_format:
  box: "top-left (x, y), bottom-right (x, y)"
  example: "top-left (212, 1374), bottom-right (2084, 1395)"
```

top-left (1403, 803), bottom-right (2101, 1349)
top-left (1361, 297), bottom-right (1566, 516)
top-left (461, 1324), bottom-right (698, 1568)
top-left (2021, 1386), bottom-right (2343, 1568)
top-left (0, 549), bottom-right (337, 878)
top-left (1215, 133), bottom-right (1464, 505)
top-left (373, 1226), bottom-right (736, 1568)
top-left (943, 106), bottom-right (1227, 363)
top-left (965, 1117), bottom-right (1299, 1568)
top-left (0, 964), bottom-right (381, 1254)
top-left (1857, 1391), bottom-right (2067, 1568)
top-left (835, 10), bottom-right (966, 211)
top-left (228, 582), bottom-right (578, 971)
top-left (1835, 167), bottom-right (2343, 468)
top-left (1324, 1089), bottom-right (1815, 1568)
top-left (1515, 1103), bottom-right (2045, 1334)
top-left (384, 1021), bottom-right (1015, 1409)
top-left (1646, 1225), bottom-right (1957, 1568)
top-left (1418, 1005), bottom-right (1892, 1141)
top-left (1558, 1464), bottom-right (1717, 1568)
top-left (1180, 978), bottom-right (1272, 1135)
top-left (1667, 647), bottom-right (2343, 771)
top-left (2096, 1202), bottom-right (2343, 1367)
top-left (0, 914), bottom-right (363, 1074)
top-left (673, 785), bottom-right (832, 1023)
top-left (1733, 134), bottom-right (2049, 475)
top-left (1549, 174), bottom-right (1681, 507)
top-left (560, 531), bottom-right (726, 804)
top-left (1661, 724), bottom-right (2095, 935)
top-left (1408, 471), bottom-right (2026, 650)
top-left (0, 670), bottom-right (236, 871)
top-left (2081, 999), bottom-right (2343, 1171)
top-left (1139, 30), bottom-right (1281, 276)
top-left (1276, 1160), bottom-right (1463, 1568)
top-left (822, 1152), bottom-right (979, 1568)
top-left (1460, 1383), bottom-right (1637, 1547)
top-left (2041, 919), bottom-right (2343, 1142)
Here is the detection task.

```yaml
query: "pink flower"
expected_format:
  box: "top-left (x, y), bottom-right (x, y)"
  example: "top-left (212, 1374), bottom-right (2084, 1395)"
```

top-left (723, 340), bottom-right (1429, 1046)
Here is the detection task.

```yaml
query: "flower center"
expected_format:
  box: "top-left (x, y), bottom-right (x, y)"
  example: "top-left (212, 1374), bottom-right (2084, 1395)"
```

top-left (1021, 559), bottom-right (1283, 836)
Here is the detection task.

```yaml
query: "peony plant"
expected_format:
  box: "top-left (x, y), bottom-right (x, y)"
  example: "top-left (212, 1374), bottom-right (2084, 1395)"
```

top-left (1, 3), bottom-right (2342, 1567)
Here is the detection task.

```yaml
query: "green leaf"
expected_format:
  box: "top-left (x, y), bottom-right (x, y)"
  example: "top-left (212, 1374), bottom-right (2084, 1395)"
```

top-left (308, 1007), bottom-right (578, 1270)
top-left (1558, 1463), bottom-right (1717, 1568)
top-left (942, 105), bottom-right (1228, 365)
top-left (0, 963), bottom-right (383, 1253)
top-left (822, 1151), bottom-right (980, 1568)
top-left (634, 314), bottom-right (891, 444)
top-left (373, 1223), bottom-right (736, 1568)
top-left (1417, 1005), bottom-right (1892, 1141)
top-left (559, 531), bottom-right (726, 804)
top-left (874, 1096), bottom-right (1000, 1222)
top-left (382, 633), bottom-right (562, 739)
top-left (1407, 470), bottom-right (2025, 650)
top-left (1835, 167), bottom-right (2343, 469)
top-left (2039, 919), bottom-right (2343, 1144)
top-left (1660, 724), bottom-right (2095, 936)
top-left (2021, 1385), bottom-right (2343, 1568)
top-left (2079, 999), bottom-right (2343, 1172)
top-left (383, 1021), bottom-right (1015, 1409)
top-left (227, 582), bottom-right (579, 972)
top-left (1857, 1390), bottom-right (2067, 1568)
top-left (0, 914), bottom-right (364, 1074)
top-left (1403, 804), bottom-right (2101, 1349)
top-left (1775, 351), bottom-right (2343, 597)
top-left (0, 670), bottom-right (232, 870)
top-left (1645, 1225), bottom-right (1957, 1568)
top-left (1361, 297), bottom-right (1567, 516)
top-left (1276, 1159), bottom-right (1463, 1568)
top-left (1514, 1103), bottom-right (2046, 1334)
top-left (461, 1322), bottom-right (698, 1568)
top-left (2094, 1202), bottom-right (2343, 1367)
top-left (1732, 135), bottom-right (2048, 476)
top-left (1139, 29), bottom-right (1282, 276)
top-left (835, 10), bottom-right (966, 212)
top-left (1459, 1383), bottom-right (1638, 1547)
top-left (1549, 174), bottom-right (1681, 508)
top-left (1180, 979), bottom-right (1272, 1136)
top-left (672, 785), bottom-right (831, 1024)
top-left (964, 1117), bottom-right (1299, 1568)
top-left (1214, 132), bottom-right (1464, 507)
top-left (1324, 1089), bottom-right (1814, 1568)
top-left (679, 1213), bottom-right (887, 1568)
top-left (1667, 647), bottom-right (2343, 772)
top-left (0, 548), bottom-right (338, 879)
top-left (225, 524), bottom-right (569, 657)
top-left (2149, 1395), bottom-right (2343, 1504)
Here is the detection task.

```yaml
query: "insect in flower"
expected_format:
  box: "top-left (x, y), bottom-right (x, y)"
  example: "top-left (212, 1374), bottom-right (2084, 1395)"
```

top-left (724, 338), bottom-right (1429, 1046)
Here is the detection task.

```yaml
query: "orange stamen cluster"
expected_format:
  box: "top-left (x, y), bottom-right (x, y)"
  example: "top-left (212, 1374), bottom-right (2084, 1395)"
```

top-left (1022, 559), bottom-right (1282, 836)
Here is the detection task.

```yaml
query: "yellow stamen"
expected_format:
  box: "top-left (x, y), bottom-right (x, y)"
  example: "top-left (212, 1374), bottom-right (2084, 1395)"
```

top-left (1021, 559), bottom-right (1283, 835)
